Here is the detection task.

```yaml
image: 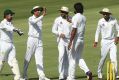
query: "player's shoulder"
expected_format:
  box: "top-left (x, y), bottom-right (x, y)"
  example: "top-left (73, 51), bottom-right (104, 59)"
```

top-left (73, 13), bottom-right (79, 18)
top-left (72, 14), bottom-right (78, 20)
top-left (73, 13), bottom-right (85, 21)
top-left (98, 18), bottom-right (104, 22)
top-left (28, 15), bottom-right (35, 20)
top-left (55, 16), bottom-right (62, 21)
top-left (28, 16), bottom-right (32, 19)
top-left (74, 13), bottom-right (85, 18)
top-left (56, 16), bottom-right (61, 19)
top-left (0, 19), bottom-right (7, 24)
top-left (110, 16), bottom-right (117, 21)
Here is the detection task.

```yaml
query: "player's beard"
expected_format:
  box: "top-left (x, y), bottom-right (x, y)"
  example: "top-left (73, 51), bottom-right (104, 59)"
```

top-left (61, 15), bottom-right (67, 19)
top-left (7, 17), bottom-right (13, 22)
top-left (104, 16), bottom-right (110, 21)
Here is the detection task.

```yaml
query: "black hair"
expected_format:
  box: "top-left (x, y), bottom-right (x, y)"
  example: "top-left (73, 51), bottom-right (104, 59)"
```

top-left (74, 2), bottom-right (84, 14)
top-left (4, 9), bottom-right (15, 18)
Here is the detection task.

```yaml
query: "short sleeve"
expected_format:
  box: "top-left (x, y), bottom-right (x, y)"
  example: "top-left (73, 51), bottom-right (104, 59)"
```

top-left (72, 16), bottom-right (79, 28)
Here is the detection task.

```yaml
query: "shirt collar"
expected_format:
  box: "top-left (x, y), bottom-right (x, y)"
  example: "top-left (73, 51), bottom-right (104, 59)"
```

top-left (102, 17), bottom-right (111, 22)
top-left (4, 19), bottom-right (11, 25)
top-left (76, 13), bottom-right (81, 15)
top-left (33, 15), bottom-right (36, 18)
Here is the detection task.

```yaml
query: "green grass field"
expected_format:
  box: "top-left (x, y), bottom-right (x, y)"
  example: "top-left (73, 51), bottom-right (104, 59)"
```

top-left (0, 0), bottom-right (119, 80)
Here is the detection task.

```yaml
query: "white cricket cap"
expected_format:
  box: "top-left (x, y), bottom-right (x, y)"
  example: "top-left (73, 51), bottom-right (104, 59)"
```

top-left (31, 6), bottom-right (42, 14)
top-left (59, 6), bottom-right (69, 13)
top-left (99, 8), bottom-right (111, 14)
top-left (33, 6), bottom-right (40, 10)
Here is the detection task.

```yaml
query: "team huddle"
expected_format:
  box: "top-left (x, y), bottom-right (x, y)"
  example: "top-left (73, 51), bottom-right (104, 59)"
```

top-left (0, 2), bottom-right (119, 80)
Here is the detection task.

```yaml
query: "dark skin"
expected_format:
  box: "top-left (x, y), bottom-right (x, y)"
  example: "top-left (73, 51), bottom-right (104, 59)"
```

top-left (68, 10), bottom-right (80, 50)
top-left (93, 12), bottom-right (119, 48)
top-left (68, 28), bottom-right (77, 50)
top-left (60, 11), bottom-right (71, 22)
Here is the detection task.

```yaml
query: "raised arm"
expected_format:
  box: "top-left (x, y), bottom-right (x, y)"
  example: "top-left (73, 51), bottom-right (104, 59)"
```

top-left (29, 7), bottom-right (46, 24)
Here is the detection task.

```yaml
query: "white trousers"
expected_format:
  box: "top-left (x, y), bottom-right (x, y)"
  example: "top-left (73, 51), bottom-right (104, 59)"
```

top-left (0, 40), bottom-right (21, 80)
top-left (23, 37), bottom-right (45, 78)
top-left (98, 39), bottom-right (118, 77)
top-left (58, 42), bottom-right (69, 79)
top-left (67, 39), bottom-right (89, 79)
top-left (0, 41), bottom-right (16, 61)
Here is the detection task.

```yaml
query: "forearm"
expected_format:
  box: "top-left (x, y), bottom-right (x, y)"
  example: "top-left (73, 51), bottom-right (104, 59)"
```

top-left (52, 22), bottom-right (59, 36)
top-left (69, 28), bottom-right (77, 43)
top-left (68, 28), bottom-right (76, 50)
top-left (95, 29), bottom-right (100, 42)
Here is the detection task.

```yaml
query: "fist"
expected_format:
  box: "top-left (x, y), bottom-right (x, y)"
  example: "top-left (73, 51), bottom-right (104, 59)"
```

top-left (93, 42), bottom-right (98, 48)
top-left (42, 7), bottom-right (47, 16)
top-left (114, 37), bottom-right (119, 44)
top-left (17, 29), bottom-right (24, 36)
top-left (60, 33), bottom-right (65, 38)
top-left (18, 31), bottom-right (24, 36)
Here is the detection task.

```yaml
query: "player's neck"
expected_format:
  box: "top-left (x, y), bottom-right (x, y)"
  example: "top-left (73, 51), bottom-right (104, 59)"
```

top-left (104, 17), bottom-right (110, 21)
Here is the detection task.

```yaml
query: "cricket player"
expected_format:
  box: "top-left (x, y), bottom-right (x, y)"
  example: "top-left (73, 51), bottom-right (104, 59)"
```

top-left (52, 6), bottom-right (71, 80)
top-left (67, 2), bottom-right (92, 80)
top-left (22, 6), bottom-right (50, 80)
top-left (93, 8), bottom-right (119, 80)
top-left (0, 9), bottom-right (24, 80)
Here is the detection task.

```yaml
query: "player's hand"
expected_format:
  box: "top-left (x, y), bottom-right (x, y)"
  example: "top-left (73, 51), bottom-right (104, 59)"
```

top-left (66, 15), bottom-right (71, 23)
top-left (114, 37), bottom-right (119, 45)
top-left (17, 30), bottom-right (24, 36)
top-left (68, 42), bottom-right (72, 50)
top-left (93, 42), bottom-right (98, 48)
top-left (60, 33), bottom-right (65, 39)
top-left (13, 28), bottom-right (24, 36)
top-left (42, 7), bottom-right (46, 16)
